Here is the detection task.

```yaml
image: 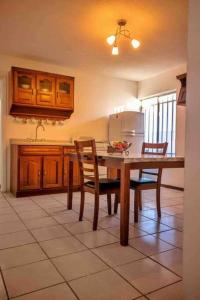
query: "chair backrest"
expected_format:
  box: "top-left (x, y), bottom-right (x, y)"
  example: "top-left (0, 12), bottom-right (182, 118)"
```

top-left (74, 139), bottom-right (99, 191)
top-left (140, 142), bottom-right (168, 184)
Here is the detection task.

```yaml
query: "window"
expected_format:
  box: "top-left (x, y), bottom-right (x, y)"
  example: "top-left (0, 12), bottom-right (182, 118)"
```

top-left (141, 92), bottom-right (176, 154)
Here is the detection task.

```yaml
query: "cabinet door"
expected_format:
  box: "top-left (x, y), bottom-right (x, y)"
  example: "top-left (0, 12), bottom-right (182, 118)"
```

top-left (63, 156), bottom-right (80, 187)
top-left (107, 168), bottom-right (120, 180)
top-left (56, 78), bottom-right (74, 109)
top-left (14, 71), bottom-right (36, 105)
top-left (19, 156), bottom-right (41, 191)
top-left (36, 75), bottom-right (55, 107)
top-left (43, 156), bottom-right (62, 188)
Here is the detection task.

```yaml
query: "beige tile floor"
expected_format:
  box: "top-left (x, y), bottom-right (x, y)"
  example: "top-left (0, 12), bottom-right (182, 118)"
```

top-left (0, 188), bottom-right (184, 299)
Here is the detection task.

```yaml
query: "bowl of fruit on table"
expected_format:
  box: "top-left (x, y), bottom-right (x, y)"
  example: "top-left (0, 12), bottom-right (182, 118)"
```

top-left (108, 141), bottom-right (132, 155)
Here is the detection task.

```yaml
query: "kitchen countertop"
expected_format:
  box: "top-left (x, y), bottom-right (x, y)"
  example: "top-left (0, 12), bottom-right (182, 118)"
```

top-left (10, 139), bottom-right (74, 146)
top-left (10, 139), bottom-right (109, 147)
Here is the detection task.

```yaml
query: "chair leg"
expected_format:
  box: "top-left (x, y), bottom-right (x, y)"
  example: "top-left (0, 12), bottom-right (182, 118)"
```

top-left (156, 187), bottom-right (161, 218)
top-left (138, 191), bottom-right (142, 210)
top-left (134, 190), bottom-right (139, 222)
top-left (107, 194), bottom-right (112, 215)
top-left (114, 193), bottom-right (119, 214)
top-left (79, 190), bottom-right (85, 221)
top-left (93, 193), bottom-right (99, 231)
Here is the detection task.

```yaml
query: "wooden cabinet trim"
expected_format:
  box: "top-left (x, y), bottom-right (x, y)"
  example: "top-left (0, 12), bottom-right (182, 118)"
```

top-left (12, 66), bottom-right (74, 80)
top-left (63, 146), bottom-right (76, 154)
top-left (20, 145), bottom-right (63, 156)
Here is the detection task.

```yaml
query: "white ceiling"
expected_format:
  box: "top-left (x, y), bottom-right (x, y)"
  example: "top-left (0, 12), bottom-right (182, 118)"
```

top-left (0, 0), bottom-right (188, 81)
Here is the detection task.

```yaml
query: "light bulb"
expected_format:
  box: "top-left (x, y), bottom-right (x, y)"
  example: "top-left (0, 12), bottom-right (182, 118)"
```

top-left (106, 35), bottom-right (116, 45)
top-left (131, 39), bottom-right (140, 49)
top-left (112, 46), bottom-right (119, 55)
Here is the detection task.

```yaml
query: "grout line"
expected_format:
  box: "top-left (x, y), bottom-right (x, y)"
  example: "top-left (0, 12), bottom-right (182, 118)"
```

top-left (2, 193), bottom-right (80, 300)
top-left (0, 266), bottom-right (9, 299)
top-left (152, 238), bottom-right (182, 250)
top-left (1, 191), bottom-right (183, 299)
top-left (144, 279), bottom-right (183, 298)
top-left (149, 254), bottom-right (182, 278)
top-left (0, 238), bottom-right (38, 251)
top-left (61, 235), bottom-right (147, 297)
top-left (0, 257), bottom-right (50, 272)
top-left (128, 237), bottom-right (179, 257)
top-left (103, 227), bottom-right (149, 240)
top-left (9, 282), bottom-right (79, 300)
top-left (36, 194), bottom-right (147, 296)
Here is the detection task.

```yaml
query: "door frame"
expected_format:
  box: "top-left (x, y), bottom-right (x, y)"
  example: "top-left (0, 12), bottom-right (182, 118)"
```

top-left (0, 73), bottom-right (7, 192)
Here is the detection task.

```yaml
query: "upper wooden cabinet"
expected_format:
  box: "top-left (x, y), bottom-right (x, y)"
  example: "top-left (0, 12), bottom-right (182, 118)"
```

top-left (56, 77), bottom-right (74, 109)
top-left (13, 70), bottom-right (36, 105)
top-left (36, 74), bottom-right (56, 107)
top-left (10, 67), bottom-right (74, 120)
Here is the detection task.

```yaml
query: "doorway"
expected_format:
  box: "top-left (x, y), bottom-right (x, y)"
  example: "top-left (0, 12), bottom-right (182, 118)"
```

top-left (0, 76), bottom-right (6, 192)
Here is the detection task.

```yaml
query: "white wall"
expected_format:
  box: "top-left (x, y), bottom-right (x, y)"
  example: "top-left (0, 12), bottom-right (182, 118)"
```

top-left (0, 54), bottom-right (138, 191)
top-left (0, 53), bottom-right (187, 191)
top-left (138, 65), bottom-right (187, 188)
top-left (0, 79), bottom-right (2, 189)
top-left (184, 1), bottom-right (200, 298)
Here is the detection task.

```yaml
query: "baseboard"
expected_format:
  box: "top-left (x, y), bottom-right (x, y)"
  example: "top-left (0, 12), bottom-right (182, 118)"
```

top-left (14, 186), bottom-right (80, 198)
top-left (161, 184), bottom-right (184, 191)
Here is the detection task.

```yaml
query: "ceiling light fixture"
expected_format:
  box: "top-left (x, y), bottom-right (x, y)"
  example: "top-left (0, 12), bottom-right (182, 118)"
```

top-left (106, 19), bottom-right (141, 55)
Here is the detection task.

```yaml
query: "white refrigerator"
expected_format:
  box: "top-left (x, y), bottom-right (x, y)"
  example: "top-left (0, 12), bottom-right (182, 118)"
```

top-left (108, 111), bottom-right (144, 155)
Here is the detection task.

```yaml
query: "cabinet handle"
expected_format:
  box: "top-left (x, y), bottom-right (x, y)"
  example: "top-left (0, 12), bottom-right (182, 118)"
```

top-left (38, 171), bottom-right (41, 176)
top-left (44, 171), bottom-right (47, 176)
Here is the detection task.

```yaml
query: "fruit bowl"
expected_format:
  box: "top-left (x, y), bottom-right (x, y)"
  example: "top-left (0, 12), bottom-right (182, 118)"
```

top-left (107, 141), bottom-right (132, 155)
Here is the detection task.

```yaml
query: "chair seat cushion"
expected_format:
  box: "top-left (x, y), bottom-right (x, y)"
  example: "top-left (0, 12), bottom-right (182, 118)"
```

top-left (84, 178), bottom-right (120, 190)
top-left (130, 177), bottom-right (157, 188)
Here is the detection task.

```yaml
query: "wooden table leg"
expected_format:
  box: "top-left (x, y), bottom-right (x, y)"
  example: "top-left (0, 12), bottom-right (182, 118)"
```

top-left (67, 159), bottom-right (73, 210)
top-left (120, 163), bottom-right (130, 246)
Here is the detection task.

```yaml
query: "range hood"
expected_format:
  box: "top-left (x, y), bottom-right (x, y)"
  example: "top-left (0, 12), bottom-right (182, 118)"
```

top-left (177, 73), bottom-right (187, 105)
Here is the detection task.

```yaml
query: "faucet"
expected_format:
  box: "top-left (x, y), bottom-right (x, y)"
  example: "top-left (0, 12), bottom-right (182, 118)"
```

top-left (35, 121), bottom-right (45, 141)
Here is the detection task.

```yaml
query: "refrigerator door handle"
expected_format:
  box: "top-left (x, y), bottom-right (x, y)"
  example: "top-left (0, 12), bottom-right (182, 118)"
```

top-left (123, 134), bottom-right (136, 137)
top-left (122, 130), bottom-right (135, 134)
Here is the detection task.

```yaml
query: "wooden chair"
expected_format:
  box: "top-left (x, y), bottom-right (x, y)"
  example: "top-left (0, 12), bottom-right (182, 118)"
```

top-left (114, 142), bottom-right (168, 223)
top-left (131, 142), bottom-right (168, 222)
top-left (74, 139), bottom-right (120, 230)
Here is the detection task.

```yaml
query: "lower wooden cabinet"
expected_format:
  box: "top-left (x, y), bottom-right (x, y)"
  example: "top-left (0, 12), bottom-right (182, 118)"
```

top-left (43, 156), bottom-right (63, 188)
top-left (19, 156), bottom-right (41, 190)
top-left (63, 156), bottom-right (80, 187)
top-left (11, 145), bottom-right (80, 197)
top-left (63, 156), bottom-right (69, 187)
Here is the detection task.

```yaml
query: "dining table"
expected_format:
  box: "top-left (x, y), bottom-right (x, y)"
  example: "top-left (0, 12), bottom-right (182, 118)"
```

top-left (66, 151), bottom-right (184, 246)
